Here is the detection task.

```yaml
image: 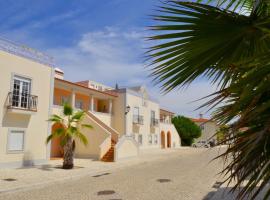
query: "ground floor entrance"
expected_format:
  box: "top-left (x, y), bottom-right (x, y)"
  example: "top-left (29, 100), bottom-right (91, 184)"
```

top-left (50, 123), bottom-right (63, 159)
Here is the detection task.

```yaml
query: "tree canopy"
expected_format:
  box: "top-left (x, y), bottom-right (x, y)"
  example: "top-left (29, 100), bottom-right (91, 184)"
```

top-left (172, 116), bottom-right (201, 146)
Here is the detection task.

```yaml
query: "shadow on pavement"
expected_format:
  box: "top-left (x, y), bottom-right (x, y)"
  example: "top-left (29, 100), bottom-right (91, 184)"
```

top-left (202, 186), bottom-right (268, 200)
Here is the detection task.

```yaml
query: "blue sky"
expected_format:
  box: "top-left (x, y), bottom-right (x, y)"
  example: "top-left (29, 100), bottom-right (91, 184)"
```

top-left (0, 0), bottom-right (216, 117)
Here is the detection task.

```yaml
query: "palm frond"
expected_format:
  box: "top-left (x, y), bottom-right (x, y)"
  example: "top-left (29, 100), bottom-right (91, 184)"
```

top-left (75, 131), bottom-right (88, 146)
top-left (149, 1), bottom-right (270, 199)
top-left (63, 103), bottom-right (73, 116)
top-left (71, 111), bottom-right (85, 122)
top-left (81, 124), bottom-right (93, 129)
top-left (148, 1), bottom-right (270, 92)
top-left (48, 114), bottom-right (63, 123)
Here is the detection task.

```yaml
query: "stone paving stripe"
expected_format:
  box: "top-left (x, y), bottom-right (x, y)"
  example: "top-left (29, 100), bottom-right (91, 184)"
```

top-left (97, 190), bottom-right (116, 195)
top-left (157, 179), bottom-right (171, 183)
top-left (2, 179), bottom-right (17, 182)
top-left (92, 172), bottom-right (110, 178)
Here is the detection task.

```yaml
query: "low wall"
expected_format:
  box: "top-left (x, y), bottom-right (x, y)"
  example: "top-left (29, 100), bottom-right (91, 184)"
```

top-left (115, 135), bottom-right (139, 161)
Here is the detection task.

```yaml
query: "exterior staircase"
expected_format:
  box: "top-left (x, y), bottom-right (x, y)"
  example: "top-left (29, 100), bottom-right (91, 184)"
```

top-left (86, 111), bottom-right (119, 162)
top-left (101, 140), bottom-right (116, 162)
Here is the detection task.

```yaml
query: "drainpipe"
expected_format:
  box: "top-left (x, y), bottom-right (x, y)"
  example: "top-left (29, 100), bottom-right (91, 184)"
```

top-left (46, 68), bottom-right (55, 161)
top-left (124, 91), bottom-right (127, 136)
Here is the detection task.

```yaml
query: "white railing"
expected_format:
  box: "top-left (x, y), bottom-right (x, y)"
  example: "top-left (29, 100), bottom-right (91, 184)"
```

top-left (7, 92), bottom-right (38, 112)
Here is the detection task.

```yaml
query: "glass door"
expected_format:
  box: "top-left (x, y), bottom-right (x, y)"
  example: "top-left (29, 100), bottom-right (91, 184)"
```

top-left (12, 76), bottom-right (31, 109)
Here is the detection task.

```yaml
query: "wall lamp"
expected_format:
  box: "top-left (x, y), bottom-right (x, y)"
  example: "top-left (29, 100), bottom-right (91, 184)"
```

top-left (125, 105), bottom-right (130, 115)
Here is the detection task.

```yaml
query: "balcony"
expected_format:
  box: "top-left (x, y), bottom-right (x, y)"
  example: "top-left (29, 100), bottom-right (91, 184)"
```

top-left (150, 118), bottom-right (159, 126)
top-left (160, 118), bottom-right (171, 124)
top-left (133, 115), bottom-right (144, 125)
top-left (7, 92), bottom-right (38, 112)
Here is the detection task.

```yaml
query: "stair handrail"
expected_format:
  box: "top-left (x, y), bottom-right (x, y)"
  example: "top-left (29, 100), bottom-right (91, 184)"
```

top-left (86, 111), bottom-right (119, 143)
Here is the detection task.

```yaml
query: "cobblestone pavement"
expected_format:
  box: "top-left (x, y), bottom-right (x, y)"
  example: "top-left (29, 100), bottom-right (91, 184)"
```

top-left (0, 147), bottom-right (227, 200)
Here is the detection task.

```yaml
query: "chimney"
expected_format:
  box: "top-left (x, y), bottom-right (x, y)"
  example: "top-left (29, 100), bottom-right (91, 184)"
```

top-left (54, 68), bottom-right (64, 80)
top-left (199, 113), bottom-right (203, 119)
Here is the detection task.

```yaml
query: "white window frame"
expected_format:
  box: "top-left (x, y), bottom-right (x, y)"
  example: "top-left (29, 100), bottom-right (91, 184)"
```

top-left (148, 135), bottom-right (152, 145)
top-left (7, 129), bottom-right (26, 153)
top-left (133, 107), bottom-right (139, 116)
top-left (138, 134), bottom-right (143, 146)
top-left (200, 124), bottom-right (205, 130)
top-left (75, 99), bottom-right (84, 110)
top-left (11, 75), bottom-right (32, 109)
top-left (61, 96), bottom-right (69, 105)
top-left (154, 134), bottom-right (158, 145)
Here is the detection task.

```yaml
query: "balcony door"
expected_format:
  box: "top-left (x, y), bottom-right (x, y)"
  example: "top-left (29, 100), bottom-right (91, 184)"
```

top-left (12, 76), bottom-right (31, 109)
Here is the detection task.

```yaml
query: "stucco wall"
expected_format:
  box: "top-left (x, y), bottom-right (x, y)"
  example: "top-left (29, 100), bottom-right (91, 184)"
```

top-left (125, 92), bottom-right (160, 149)
top-left (0, 50), bottom-right (53, 167)
top-left (92, 111), bottom-right (112, 128)
top-left (115, 136), bottom-right (139, 160)
top-left (111, 92), bottom-right (125, 136)
top-left (160, 122), bottom-right (181, 148)
top-left (194, 121), bottom-right (219, 142)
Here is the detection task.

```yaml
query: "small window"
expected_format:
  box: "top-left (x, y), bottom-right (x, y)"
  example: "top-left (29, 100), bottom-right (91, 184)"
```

top-left (200, 124), bottom-right (205, 130)
top-left (75, 100), bottom-right (83, 109)
top-left (61, 96), bottom-right (69, 105)
top-left (154, 134), bottom-right (158, 145)
top-left (148, 135), bottom-right (152, 145)
top-left (138, 134), bottom-right (143, 145)
top-left (7, 130), bottom-right (25, 152)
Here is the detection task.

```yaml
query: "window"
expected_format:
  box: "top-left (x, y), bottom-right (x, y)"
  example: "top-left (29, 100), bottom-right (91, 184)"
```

top-left (98, 86), bottom-right (103, 91)
top-left (148, 135), bottom-right (152, 145)
top-left (138, 134), bottom-right (143, 145)
top-left (61, 96), bottom-right (69, 105)
top-left (133, 107), bottom-right (139, 116)
top-left (7, 130), bottom-right (25, 152)
top-left (75, 99), bottom-right (83, 109)
top-left (154, 134), bottom-right (158, 145)
top-left (151, 110), bottom-right (155, 119)
top-left (151, 110), bottom-right (156, 125)
top-left (133, 107), bottom-right (140, 123)
top-left (200, 124), bottom-right (205, 130)
top-left (12, 76), bottom-right (31, 109)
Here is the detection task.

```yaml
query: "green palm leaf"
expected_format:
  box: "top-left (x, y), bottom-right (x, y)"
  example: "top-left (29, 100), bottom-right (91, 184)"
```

top-left (149, 1), bottom-right (270, 92)
top-left (148, 1), bottom-right (270, 199)
top-left (63, 103), bottom-right (73, 116)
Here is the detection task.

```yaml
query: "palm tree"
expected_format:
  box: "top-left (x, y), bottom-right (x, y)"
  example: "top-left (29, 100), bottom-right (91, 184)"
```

top-left (46, 104), bottom-right (92, 169)
top-left (148, 0), bottom-right (270, 199)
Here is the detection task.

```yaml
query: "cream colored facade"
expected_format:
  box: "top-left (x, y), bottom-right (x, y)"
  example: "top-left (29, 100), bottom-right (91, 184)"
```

top-left (192, 118), bottom-right (220, 143)
top-left (51, 76), bottom-right (181, 161)
top-left (0, 38), bottom-right (181, 168)
top-left (0, 39), bottom-right (54, 168)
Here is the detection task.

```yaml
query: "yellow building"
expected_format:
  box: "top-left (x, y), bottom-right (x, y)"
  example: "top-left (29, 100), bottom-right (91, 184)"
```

top-left (0, 38), bottom-right (181, 168)
top-left (51, 71), bottom-right (181, 162)
top-left (192, 115), bottom-right (220, 143)
top-left (0, 38), bottom-right (54, 168)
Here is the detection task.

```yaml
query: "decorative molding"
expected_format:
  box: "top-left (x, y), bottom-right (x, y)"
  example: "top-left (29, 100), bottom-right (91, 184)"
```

top-left (0, 37), bottom-right (55, 67)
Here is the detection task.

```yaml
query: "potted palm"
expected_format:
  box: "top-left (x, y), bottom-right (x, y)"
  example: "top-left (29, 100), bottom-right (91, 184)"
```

top-left (46, 104), bottom-right (92, 169)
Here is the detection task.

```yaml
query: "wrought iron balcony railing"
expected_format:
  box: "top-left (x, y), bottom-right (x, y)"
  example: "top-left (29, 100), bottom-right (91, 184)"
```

top-left (150, 118), bottom-right (159, 126)
top-left (7, 92), bottom-right (38, 112)
top-left (160, 118), bottom-right (172, 124)
top-left (133, 115), bottom-right (144, 125)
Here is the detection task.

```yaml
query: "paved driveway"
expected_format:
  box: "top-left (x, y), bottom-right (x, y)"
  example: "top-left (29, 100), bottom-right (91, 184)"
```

top-left (0, 148), bottom-right (226, 200)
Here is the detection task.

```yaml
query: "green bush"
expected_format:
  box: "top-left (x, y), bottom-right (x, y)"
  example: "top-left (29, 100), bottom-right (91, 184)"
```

top-left (172, 116), bottom-right (201, 146)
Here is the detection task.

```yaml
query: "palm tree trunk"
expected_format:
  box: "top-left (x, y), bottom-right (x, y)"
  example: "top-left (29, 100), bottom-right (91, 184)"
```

top-left (63, 137), bottom-right (74, 169)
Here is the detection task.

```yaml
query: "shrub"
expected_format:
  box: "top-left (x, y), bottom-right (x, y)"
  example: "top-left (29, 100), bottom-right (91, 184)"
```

top-left (172, 116), bottom-right (201, 146)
